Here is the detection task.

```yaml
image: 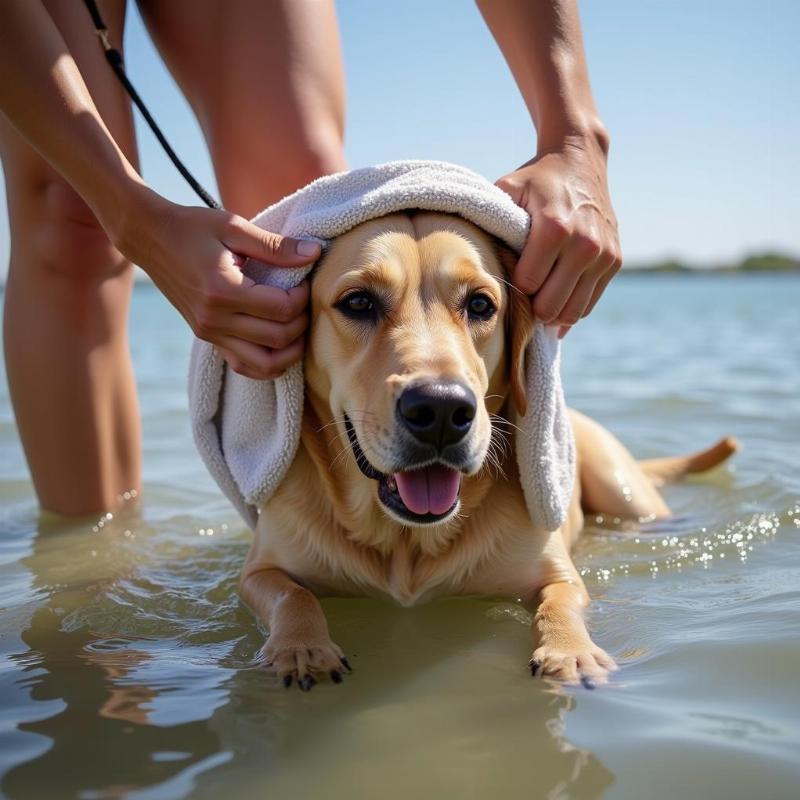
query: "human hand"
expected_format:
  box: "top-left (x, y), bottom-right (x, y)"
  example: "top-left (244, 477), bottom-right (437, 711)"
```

top-left (111, 190), bottom-right (319, 379)
top-left (496, 134), bottom-right (622, 332)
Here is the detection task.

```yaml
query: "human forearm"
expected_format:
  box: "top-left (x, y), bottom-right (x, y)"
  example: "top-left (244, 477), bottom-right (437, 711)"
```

top-left (478, 0), bottom-right (621, 327)
top-left (0, 0), bottom-right (152, 236)
top-left (476, 0), bottom-right (608, 153)
top-left (0, 0), bottom-right (321, 380)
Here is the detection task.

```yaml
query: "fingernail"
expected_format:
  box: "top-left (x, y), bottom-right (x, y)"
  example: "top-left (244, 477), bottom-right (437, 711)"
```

top-left (296, 240), bottom-right (320, 257)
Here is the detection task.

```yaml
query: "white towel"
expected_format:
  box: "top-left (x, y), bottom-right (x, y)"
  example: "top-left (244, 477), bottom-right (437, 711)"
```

top-left (188, 160), bottom-right (575, 532)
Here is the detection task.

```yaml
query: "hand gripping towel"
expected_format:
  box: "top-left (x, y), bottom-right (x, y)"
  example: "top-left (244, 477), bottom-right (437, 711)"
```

top-left (188, 160), bottom-right (575, 531)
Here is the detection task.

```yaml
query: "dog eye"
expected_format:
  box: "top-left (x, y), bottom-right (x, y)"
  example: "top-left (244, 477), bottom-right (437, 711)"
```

top-left (466, 293), bottom-right (496, 321)
top-left (336, 291), bottom-right (377, 319)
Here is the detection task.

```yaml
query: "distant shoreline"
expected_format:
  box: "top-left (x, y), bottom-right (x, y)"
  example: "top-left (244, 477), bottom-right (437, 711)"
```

top-left (620, 253), bottom-right (799, 274)
top-left (1, 253), bottom-right (798, 290)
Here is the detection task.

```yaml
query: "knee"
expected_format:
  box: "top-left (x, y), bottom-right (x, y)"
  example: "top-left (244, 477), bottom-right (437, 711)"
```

top-left (213, 127), bottom-right (346, 213)
top-left (275, 139), bottom-right (345, 192)
top-left (290, 123), bottom-right (346, 180)
top-left (23, 181), bottom-right (130, 283)
top-left (291, 141), bottom-right (346, 185)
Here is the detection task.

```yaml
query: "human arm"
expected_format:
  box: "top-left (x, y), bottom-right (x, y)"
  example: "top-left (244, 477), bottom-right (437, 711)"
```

top-left (0, 0), bottom-right (315, 378)
top-left (477, 0), bottom-right (622, 329)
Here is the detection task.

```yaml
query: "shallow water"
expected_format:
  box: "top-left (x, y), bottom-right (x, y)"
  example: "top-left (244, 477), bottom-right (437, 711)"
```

top-left (1, 275), bottom-right (798, 799)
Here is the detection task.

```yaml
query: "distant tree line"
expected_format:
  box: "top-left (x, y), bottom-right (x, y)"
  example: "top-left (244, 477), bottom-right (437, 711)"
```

top-left (622, 252), bottom-right (799, 273)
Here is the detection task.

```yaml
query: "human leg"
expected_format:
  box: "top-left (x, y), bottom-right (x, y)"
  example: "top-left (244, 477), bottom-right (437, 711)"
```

top-left (138, 0), bottom-right (347, 218)
top-left (1, 0), bottom-right (141, 515)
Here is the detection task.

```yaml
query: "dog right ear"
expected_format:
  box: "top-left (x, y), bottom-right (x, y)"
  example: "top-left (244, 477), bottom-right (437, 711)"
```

top-left (496, 245), bottom-right (534, 417)
top-left (507, 285), bottom-right (534, 417)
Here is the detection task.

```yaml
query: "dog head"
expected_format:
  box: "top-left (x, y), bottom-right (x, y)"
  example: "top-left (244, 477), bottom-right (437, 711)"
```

top-left (305, 211), bottom-right (532, 527)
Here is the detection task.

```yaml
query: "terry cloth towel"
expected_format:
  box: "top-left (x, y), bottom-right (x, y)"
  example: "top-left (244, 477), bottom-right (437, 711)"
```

top-left (188, 160), bottom-right (575, 532)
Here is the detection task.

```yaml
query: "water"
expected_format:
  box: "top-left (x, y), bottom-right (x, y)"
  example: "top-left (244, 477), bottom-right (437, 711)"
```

top-left (1, 275), bottom-right (798, 799)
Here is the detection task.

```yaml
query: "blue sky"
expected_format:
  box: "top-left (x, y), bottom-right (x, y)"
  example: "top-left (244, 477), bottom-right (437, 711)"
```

top-left (1, 0), bottom-right (798, 275)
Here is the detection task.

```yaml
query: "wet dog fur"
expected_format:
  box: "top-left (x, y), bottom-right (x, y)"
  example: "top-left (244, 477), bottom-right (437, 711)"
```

top-left (238, 211), bottom-right (737, 691)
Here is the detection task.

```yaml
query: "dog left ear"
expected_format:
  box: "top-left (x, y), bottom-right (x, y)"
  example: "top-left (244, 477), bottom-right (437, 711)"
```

top-left (497, 245), bottom-right (534, 417)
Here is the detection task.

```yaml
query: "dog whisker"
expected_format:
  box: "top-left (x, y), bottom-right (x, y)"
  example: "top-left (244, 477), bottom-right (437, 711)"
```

top-left (480, 429), bottom-right (509, 479)
top-left (316, 412), bottom-right (375, 434)
top-left (492, 428), bottom-right (511, 451)
top-left (329, 442), bottom-right (356, 470)
top-left (490, 414), bottom-right (522, 434)
top-left (493, 273), bottom-right (527, 298)
top-left (321, 430), bottom-right (353, 453)
top-left (316, 420), bottom-right (344, 432)
top-left (490, 421), bottom-right (512, 439)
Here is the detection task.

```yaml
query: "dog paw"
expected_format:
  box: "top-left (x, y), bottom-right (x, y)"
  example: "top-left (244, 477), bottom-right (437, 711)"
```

top-left (262, 637), bottom-right (351, 691)
top-left (529, 643), bottom-right (617, 689)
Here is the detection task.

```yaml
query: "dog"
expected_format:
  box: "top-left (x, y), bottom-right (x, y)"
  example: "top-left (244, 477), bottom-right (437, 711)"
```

top-left (238, 211), bottom-right (737, 691)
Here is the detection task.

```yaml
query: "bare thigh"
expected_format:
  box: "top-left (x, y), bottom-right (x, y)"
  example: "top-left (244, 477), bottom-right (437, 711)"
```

top-left (138, 0), bottom-right (347, 218)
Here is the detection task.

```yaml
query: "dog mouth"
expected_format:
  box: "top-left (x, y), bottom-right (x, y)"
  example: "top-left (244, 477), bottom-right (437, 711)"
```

top-left (344, 415), bottom-right (461, 525)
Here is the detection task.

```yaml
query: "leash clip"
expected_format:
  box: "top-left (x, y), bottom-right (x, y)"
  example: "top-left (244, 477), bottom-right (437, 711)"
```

top-left (95, 27), bottom-right (112, 52)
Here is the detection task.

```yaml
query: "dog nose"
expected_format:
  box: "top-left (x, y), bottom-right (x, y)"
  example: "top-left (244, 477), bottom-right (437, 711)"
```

top-left (397, 382), bottom-right (476, 449)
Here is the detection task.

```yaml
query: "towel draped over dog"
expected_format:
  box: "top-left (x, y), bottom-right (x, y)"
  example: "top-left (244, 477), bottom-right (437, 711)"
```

top-left (188, 160), bottom-right (575, 532)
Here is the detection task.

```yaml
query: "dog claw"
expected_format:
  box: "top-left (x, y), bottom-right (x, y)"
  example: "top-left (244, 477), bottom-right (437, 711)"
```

top-left (580, 676), bottom-right (596, 690)
top-left (283, 674), bottom-right (293, 689)
top-left (530, 661), bottom-right (541, 677)
top-left (340, 657), bottom-right (352, 672)
top-left (330, 669), bottom-right (343, 684)
top-left (299, 674), bottom-right (316, 692)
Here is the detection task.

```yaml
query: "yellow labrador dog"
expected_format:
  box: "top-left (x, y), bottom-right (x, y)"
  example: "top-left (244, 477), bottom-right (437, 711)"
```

top-left (239, 211), bottom-right (736, 691)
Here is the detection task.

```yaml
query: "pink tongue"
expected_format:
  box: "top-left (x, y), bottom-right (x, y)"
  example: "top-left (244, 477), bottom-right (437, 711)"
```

top-left (394, 465), bottom-right (461, 516)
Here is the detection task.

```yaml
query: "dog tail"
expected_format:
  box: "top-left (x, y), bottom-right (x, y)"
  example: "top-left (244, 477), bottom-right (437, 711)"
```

top-left (638, 436), bottom-right (740, 487)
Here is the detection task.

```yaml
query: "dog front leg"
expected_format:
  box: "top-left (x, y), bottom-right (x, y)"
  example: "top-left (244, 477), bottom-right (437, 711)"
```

top-left (529, 578), bottom-right (618, 689)
top-left (239, 568), bottom-right (350, 691)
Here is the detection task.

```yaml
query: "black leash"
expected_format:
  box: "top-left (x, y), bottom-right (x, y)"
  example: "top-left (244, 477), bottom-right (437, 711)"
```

top-left (81, 0), bottom-right (221, 210)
